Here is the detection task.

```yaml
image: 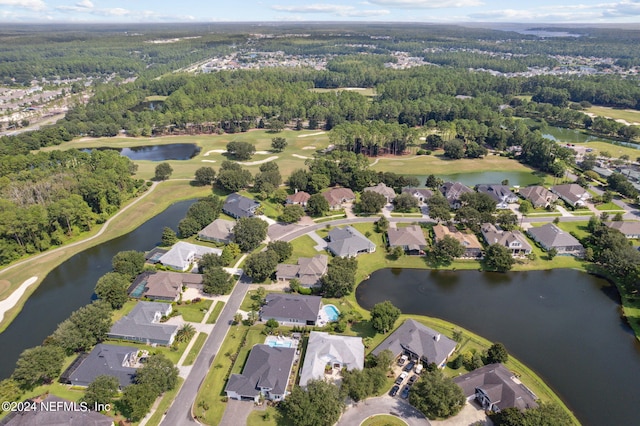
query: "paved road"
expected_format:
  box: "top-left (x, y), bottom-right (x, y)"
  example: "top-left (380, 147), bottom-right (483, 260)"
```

top-left (336, 395), bottom-right (430, 426)
top-left (160, 273), bottom-right (252, 426)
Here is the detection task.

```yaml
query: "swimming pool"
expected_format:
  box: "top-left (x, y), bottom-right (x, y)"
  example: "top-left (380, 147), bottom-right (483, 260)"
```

top-left (267, 340), bottom-right (293, 348)
top-left (264, 336), bottom-right (295, 348)
top-left (129, 281), bottom-right (146, 298)
top-left (323, 304), bottom-right (340, 322)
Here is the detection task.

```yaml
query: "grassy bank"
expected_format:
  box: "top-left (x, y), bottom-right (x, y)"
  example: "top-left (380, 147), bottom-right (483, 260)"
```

top-left (0, 179), bottom-right (210, 332)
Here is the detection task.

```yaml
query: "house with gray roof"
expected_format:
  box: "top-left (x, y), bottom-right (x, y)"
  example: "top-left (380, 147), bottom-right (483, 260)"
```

top-left (453, 363), bottom-right (538, 413)
top-left (225, 344), bottom-right (296, 402)
top-left (299, 331), bottom-right (364, 387)
top-left (222, 193), bottom-right (260, 218)
top-left (551, 184), bottom-right (590, 208)
top-left (128, 271), bottom-right (203, 301)
top-left (364, 182), bottom-right (397, 203)
top-left (327, 226), bottom-right (376, 258)
top-left (518, 186), bottom-right (558, 209)
top-left (198, 218), bottom-right (235, 243)
top-left (440, 182), bottom-right (473, 209)
top-left (63, 343), bottom-right (140, 389)
top-left (158, 241), bottom-right (222, 271)
top-left (371, 319), bottom-right (457, 368)
top-left (401, 187), bottom-right (434, 204)
top-left (1, 395), bottom-right (114, 426)
top-left (108, 302), bottom-right (178, 346)
top-left (605, 221), bottom-right (640, 239)
top-left (527, 223), bottom-right (584, 255)
top-left (387, 225), bottom-right (427, 254)
top-left (276, 254), bottom-right (328, 287)
top-left (481, 223), bottom-right (532, 257)
top-left (476, 184), bottom-right (518, 209)
top-left (260, 293), bottom-right (322, 326)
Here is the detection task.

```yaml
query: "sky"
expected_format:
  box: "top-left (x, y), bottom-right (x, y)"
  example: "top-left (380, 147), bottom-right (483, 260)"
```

top-left (1, 0), bottom-right (640, 24)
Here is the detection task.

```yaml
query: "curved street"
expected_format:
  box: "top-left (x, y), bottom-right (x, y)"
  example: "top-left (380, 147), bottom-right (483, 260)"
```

top-left (336, 396), bottom-right (430, 426)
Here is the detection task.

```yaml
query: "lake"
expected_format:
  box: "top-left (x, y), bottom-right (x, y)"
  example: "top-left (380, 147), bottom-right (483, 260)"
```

top-left (83, 143), bottom-right (201, 161)
top-left (356, 268), bottom-right (640, 426)
top-left (0, 199), bottom-right (195, 380)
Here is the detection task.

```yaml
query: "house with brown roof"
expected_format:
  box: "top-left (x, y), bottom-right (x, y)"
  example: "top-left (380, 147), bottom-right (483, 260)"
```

top-left (605, 221), bottom-right (640, 239)
top-left (551, 184), bottom-right (591, 208)
top-left (286, 191), bottom-right (311, 207)
top-left (128, 271), bottom-right (203, 301)
top-left (481, 223), bottom-right (532, 257)
top-left (453, 363), bottom-right (539, 413)
top-left (276, 254), bottom-right (329, 287)
top-left (322, 187), bottom-right (355, 210)
top-left (364, 182), bottom-right (397, 203)
top-left (387, 225), bottom-right (428, 255)
top-left (440, 182), bottom-right (474, 209)
top-left (432, 223), bottom-right (482, 258)
top-left (518, 186), bottom-right (558, 209)
top-left (198, 218), bottom-right (235, 243)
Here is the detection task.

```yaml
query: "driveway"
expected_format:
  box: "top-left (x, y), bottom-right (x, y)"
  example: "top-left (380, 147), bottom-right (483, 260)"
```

top-left (337, 395), bottom-right (430, 426)
top-left (219, 399), bottom-right (254, 426)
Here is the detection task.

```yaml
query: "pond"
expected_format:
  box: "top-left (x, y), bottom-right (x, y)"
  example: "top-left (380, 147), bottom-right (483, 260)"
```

top-left (412, 171), bottom-right (545, 187)
top-left (525, 120), bottom-right (640, 150)
top-left (356, 268), bottom-right (640, 426)
top-left (83, 143), bottom-right (201, 161)
top-left (0, 199), bottom-right (195, 380)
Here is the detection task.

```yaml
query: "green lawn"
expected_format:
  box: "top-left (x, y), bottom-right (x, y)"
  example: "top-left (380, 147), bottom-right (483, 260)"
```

top-left (370, 154), bottom-right (539, 176)
top-left (247, 407), bottom-right (295, 426)
top-left (586, 106), bottom-right (640, 125)
top-left (176, 299), bottom-right (213, 323)
top-left (112, 300), bottom-right (138, 322)
top-left (105, 337), bottom-right (190, 364)
top-left (230, 329), bottom-right (266, 375)
top-left (289, 234), bottom-right (322, 264)
top-left (556, 221), bottom-right (591, 240)
top-left (183, 332), bottom-right (208, 366)
top-left (572, 141), bottom-right (640, 160)
top-left (145, 377), bottom-right (185, 426)
top-left (595, 202), bottom-right (624, 211)
top-left (361, 415), bottom-right (407, 426)
top-left (206, 300), bottom-right (225, 324)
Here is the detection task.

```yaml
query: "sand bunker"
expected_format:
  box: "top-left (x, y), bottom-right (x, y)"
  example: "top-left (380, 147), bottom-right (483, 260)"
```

top-left (298, 132), bottom-right (326, 138)
top-left (238, 156), bottom-right (279, 166)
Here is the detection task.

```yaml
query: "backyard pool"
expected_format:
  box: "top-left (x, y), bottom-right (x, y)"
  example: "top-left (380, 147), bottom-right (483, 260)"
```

top-left (264, 336), bottom-right (297, 348)
top-left (323, 304), bottom-right (340, 322)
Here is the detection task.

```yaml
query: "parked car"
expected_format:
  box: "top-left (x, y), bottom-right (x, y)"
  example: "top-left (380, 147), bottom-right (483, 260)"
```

top-left (389, 385), bottom-right (400, 397)
top-left (408, 375), bottom-right (418, 386)
top-left (397, 354), bottom-right (408, 366)
top-left (395, 372), bottom-right (408, 385)
top-left (415, 363), bottom-right (424, 375)
top-left (403, 361), bottom-right (415, 372)
top-left (401, 385), bottom-right (410, 399)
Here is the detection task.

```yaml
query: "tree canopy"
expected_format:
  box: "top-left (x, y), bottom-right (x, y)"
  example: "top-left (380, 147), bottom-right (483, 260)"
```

top-left (370, 300), bottom-right (401, 334)
top-left (409, 369), bottom-right (466, 420)
top-left (280, 380), bottom-right (345, 426)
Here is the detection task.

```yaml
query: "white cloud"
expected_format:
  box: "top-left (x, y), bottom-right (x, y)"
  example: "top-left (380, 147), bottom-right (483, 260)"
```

top-left (367, 0), bottom-right (483, 8)
top-left (468, 8), bottom-right (601, 21)
top-left (76, 0), bottom-right (93, 7)
top-left (272, 3), bottom-right (389, 17)
top-left (0, 0), bottom-right (46, 11)
top-left (603, 0), bottom-right (640, 16)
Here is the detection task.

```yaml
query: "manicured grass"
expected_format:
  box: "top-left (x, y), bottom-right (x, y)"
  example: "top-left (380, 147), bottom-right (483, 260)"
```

top-left (105, 338), bottom-right (189, 364)
top-left (183, 332), bottom-right (208, 366)
top-left (556, 221), bottom-right (591, 240)
top-left (390, 212), bottom-right (423, 217)
top-left (289, 234), bottom-right (322, 264)
top-left (176, 299), bottom-right (213, 323)
top-left (145, 377), bottom-right (185, 426)
top-left (247, 407), bottom-right (297, 426)
top-left (370, 154), bottom-right (538, 176)
top-left (573, 141), bottom-right (640, 160)
top-left (112, 300), bottom-right (138, 322)
top-left (309, 87), bottom-right (376, 97)
top-left (586, 106), bottom-right (640, 125)
top-left (361, 415), bottom-right (408, 426)
top-left (595, 202), bottom-right (624, 211)
top-left (231, 329), bottom-right (266, 375)
top-left (571, 211), bottom-right (595, 216)
top-left (206, 300), bottom-right (225, 324)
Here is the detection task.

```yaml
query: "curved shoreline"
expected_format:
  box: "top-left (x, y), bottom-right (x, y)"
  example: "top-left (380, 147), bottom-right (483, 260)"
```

top-left (0, 277), bottom-right (37, 324)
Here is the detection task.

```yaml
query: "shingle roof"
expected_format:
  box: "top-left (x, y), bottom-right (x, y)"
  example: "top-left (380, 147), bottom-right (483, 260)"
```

top-left (1, 395), bottom-right (114, 426)
top-left (551, 184), bottom-right (590, 206)
top-left (387, 225), bottom-right (427, 251)
top-left (129, 271), bottom-right (202, 300)
top-left (527, 223), bottom-right (583, 250)
top-left (276, 255), bottom-right (329, 286)
top-left (261, 293), bottom-right (322, 323)
top-left (223, 193), bottom-right (260, 218)
top-left (476, 184), bottom-right (516, 204)
top-left (322, 187), bottom-right (355, 207)
top-left (432, 224), bottom-right (482, 250)
top-left (481, 223), bottom-right (532, 253)
top-left (453, 363), bottom-right (539, 411)
top-left (518, 186), bottom-right (557, 207)
top-left (198, 218), bottom-right (235, 241)
top-left (605, 221), bottom-right (640, 237)
top-left (286, 191), bottom-right (311, 204)
top-left (371, 319), bottom-right (457, 367)
top-left (108, 302), bottom-right (178, 345)
top-left (440, 182), bottom-right (473, 205)
top-left (299, 332), bottom-right (364, 386)
top-left (402, 187), bottom-right (434, 200)
top-left (327, 226), bottom-right (376, 257)
top-left (67, 343), bottom-right (138, 388)
top-left (225, 345), bottom-right (296, 397)
top-left (158, 241), bottom-right (222, 271)
top-left (364, 183), bottom-right (397, 201)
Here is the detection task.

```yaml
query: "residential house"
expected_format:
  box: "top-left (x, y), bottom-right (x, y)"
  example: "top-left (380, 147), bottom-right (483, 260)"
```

top-left (225, 344), bottom-right (296, 402)
top-left (299, 331), bottom-right (364, 387)
top-left (260, 293), bottom-right (322, 326)
top-left (276, 254), bottom-right (329, 287)
top-left (518, 186), bottom-right (558, 209)
top-left (364, 182), bottom-right (397, 203)
top-left (197, 218), bottom-right (235, 243)
top-left (158, 241), bottom-right (222, 271)
top-left (127, 271), bottom-right (203, 301)
top-left (387, 225), bottom-right (428, 255)
top-left (481, 223), bottom-right (532, 257)
top-left (440, 182), bottom-right (474, 209)
top-left (605, 221), bottom-right (640, 239)
top-left (108, 302), bottom-right (179, 346)
top-left (453, 363), bottom-right (539, 412)
top-left (62, 343), bottom-right (140, 389)
top-left (286, 191), bottom-right (311, 207)
top-left (326, 226), bottom-right (376, 257)
top-left (322, 187), bottom-right (355, 210)
top-left (551, 184), bottom-right (591, 208)
top-left (371, 319), bottom-right (457, 368)
top-left (401, 187), bottom-right (434, 204)
top-left (527, 223), bottom-right (584, 255)
top-left (432, 223), bottom-right (483, 258)
top-left (1, 395), bottom-right (114, 426)
top-left (222, 193), bottom-right (260, 218)
top-left (475, 184), bottom-right (518, 209)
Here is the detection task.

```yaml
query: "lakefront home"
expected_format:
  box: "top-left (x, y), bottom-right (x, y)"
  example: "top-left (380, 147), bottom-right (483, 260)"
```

top-left (440, 182), bottom-right (473, 209)
top-left (158, 241), bottom-right (222, 271)
top-left (518, 185), bottom-right (558, 209)
top-left (526, 223), bottom-right (584, 255)
top-left (108, 302), bottom-right (179, 346)
top-left (222, 193), bottom-right (260, 218)
top-left (432, 223), bottom-right (483, 258)
top-left (475, 184), bottom-right (518, 209)
top-left (551, 184), bottom-right (590, 208)
top-left (481, 223), bottom-right (532, 257)
top-left (364, 182), bottom-right (397, 203)
top-left (326, 226), bottom-right (376, 258)
top-left (197, 218), bottom-right (235, 243)
top-left (62, 343), bottom-right (140, 389)
top-left (387, 225), bottom-right (428, 254)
